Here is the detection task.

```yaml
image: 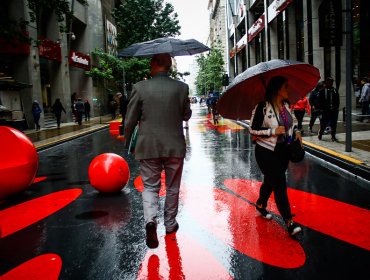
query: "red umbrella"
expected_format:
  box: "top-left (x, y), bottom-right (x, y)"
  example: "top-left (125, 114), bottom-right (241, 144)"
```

top-left (217, 59), bottom-right (321, 120)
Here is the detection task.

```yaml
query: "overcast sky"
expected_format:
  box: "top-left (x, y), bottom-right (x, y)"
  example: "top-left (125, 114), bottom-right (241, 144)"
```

top-left (166, 0), bottom-right (210, 75)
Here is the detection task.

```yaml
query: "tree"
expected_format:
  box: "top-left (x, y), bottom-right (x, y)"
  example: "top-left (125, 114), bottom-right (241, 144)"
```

top-left (113, 0), bottom-right (180, 49)
top-left (112, 0), bottom-right (183, 87)
top-left (195, 43), bottom-right (225, 95)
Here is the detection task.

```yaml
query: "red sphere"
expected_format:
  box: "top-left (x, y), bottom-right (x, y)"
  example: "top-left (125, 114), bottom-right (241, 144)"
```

top-left (0, 126), bottom-right (39, 199)
top-left (88, 153), bottom-right (130, 193)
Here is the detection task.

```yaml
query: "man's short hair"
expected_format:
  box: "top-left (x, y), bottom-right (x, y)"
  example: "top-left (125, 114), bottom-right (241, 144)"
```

top-left (326, 77), bottom-right (334, 82)
top-left (361, 77), bottom-right (369, 83)
top-left (152, 53), bottom-right (172, 70)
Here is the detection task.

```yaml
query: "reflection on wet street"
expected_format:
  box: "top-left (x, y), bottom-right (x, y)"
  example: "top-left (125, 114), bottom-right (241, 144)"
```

top-left (0, 104), bottom-right (369, 279)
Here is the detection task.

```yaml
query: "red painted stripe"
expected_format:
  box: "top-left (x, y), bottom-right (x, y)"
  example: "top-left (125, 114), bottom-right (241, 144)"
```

top-left (0, 254), bottom-right (62, 280)
top-left (184, 185), bottom-right (306, 268)
top-left (33, 177), bottom-right (47, 184)
top-left (0, 189), bottom-right (82, 238)
top-left (137, 233), bottom-right (233, 279)
top-left (134, 173), bottom-right (166, 197)
top-left (224, 179), bottom-right (370, 251)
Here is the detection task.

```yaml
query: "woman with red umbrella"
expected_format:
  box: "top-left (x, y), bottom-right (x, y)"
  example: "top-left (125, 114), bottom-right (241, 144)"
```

top-left (249, 76), bottom-right (303, 236)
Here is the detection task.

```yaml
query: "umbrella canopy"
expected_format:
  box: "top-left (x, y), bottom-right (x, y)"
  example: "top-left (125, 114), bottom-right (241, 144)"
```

top-left (217, 59), bottom-right (321, 120)
top-left (117, 37), bottom-right (210, 58)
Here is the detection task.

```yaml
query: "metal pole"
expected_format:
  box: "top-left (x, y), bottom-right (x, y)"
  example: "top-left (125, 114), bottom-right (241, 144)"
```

top-left (264, 0), bottom-right (270, 60)
top-left (345, 0), bottom-right (352, 152)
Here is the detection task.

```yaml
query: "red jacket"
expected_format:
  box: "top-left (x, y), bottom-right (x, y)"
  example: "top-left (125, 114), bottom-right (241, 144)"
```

top-left (291, 97), bottom-right (310, 115)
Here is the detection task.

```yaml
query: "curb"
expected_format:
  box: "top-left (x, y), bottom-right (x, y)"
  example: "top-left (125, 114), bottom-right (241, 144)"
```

top-left (35, 125), bottom-right (109, 152)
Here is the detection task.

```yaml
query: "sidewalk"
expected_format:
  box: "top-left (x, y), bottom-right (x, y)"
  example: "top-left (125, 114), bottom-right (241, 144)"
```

top-left (238, 116), bottom-right (370, 181)
top-left (23, 115), bottom-right (113, 150)
top-left (23, 113), bottom-right (370, 181)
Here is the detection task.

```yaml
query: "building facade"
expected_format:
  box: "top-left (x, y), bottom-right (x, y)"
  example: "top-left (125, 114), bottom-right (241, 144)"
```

top-left (0, 0), bottom-right (120, 130)
top-left (224, 0), bottom-right (370, 112)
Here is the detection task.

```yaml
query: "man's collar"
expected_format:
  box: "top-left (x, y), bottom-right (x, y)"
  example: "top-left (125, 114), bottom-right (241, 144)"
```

top-left (153, 71), bottom-right (169, 77)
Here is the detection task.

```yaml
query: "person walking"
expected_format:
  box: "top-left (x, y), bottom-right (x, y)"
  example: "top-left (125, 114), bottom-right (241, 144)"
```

top-left (31, 100), bottom-right (42, 131)
top-left (74, 98), bottom-right (85, 125)
top-left (291, 96), bottom-right (309, 135)
top-left (359, 77), bottom-right (370, 122)
top-left (124, 53), bottom-right (192, 249)
top-left (84, 99), bottom-right (91, 121)
top-left (52, 98), bottom-right (66, 128)
top-left (249, 76), bottom-right (302, 236)
top-left (308, 81), bottom-right (325, 134)
top-left (117, 92), bottom-right (129, 126)
top-left (317, 77), bottom-right (340, 141)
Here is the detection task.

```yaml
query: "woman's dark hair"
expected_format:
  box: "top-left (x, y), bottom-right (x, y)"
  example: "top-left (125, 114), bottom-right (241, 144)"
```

top-left (265, 76), bottom-right (288, 103)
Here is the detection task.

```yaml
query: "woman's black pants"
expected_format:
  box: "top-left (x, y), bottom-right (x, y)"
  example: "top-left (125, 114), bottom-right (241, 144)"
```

top-left (255, 143), bottom-right (292, 221)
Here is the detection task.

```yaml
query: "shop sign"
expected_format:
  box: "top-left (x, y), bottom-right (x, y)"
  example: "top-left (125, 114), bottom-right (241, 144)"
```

top-left (39, 39), bottom-right (61, 62)
top-left (267, 0), bottom-right (294, 23)
top-left (0, 32), bottom-right (30, 55)
top-left (247, 0), bottom-right (294, 43)
top-left (69, 51), bottom-right (90, 70)
top-left (248, 15), bottom-right (265, 42)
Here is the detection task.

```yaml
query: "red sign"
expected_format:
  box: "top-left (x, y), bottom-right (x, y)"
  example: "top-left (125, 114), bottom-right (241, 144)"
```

top-left (39, 39), bottom-right (61, 62)
top-left (248, 15), bottom-right (265, 42)
top-left (68, 51), bottom-right (90, 70)
top-left (247, 0), bottom-right (294, 43)
top-left (0, 32), bottom-right (30, 55)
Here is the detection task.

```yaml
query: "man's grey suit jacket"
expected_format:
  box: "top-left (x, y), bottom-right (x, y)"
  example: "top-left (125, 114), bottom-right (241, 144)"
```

top-left (124, 72), bottom-right (192, 160)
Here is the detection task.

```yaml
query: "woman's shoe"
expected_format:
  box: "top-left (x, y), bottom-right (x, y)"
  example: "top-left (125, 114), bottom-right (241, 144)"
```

top-left (286, 220), bottom-right (302, 236)
top-left (256, 205), bottom-right (272, 220)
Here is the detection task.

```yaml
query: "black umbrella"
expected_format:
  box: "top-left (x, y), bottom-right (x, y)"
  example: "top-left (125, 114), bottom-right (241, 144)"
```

top-left (117, 37), bottom-right (210, 58)
top-left (217, 59), bottom-right (321, 120)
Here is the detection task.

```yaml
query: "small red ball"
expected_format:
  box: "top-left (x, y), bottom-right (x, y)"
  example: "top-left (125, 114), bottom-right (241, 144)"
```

top-left (0, 126), bottom-right (38, 199)
top-left (88, 153), bottom-right (130, 193)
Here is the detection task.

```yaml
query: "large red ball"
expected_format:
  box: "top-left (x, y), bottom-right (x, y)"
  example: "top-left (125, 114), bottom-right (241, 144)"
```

top-left (88, 153), bottom-right (130, 193)
top-left (0, 126), bottom-right (39, 199)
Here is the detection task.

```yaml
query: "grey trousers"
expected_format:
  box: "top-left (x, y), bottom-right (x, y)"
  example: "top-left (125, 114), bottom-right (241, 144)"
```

top-left (140, 157), bottom-right (184, 231)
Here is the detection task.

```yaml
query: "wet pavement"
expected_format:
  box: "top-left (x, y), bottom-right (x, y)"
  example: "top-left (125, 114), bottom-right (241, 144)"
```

top-left (1, 105), bottom-right (370, 279)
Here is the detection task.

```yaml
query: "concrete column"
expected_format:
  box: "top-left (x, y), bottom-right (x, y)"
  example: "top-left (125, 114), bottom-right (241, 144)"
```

top-left (287, 5), bottom-right (297, 59)
top-left (311, 0), bottom-right (324, 75)
top-left (270, 19), bottom-right (279, 59)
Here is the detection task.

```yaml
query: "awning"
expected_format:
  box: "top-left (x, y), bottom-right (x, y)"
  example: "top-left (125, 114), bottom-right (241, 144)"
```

top-left (0, 80), bottom-right (32, 91)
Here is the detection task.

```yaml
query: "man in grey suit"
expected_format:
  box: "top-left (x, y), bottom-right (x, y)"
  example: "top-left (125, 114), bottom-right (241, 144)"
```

top-left (124, 53), bottom-right (192, 249)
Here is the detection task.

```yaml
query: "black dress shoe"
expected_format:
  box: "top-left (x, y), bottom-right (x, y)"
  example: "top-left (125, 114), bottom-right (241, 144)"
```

top-left (146, 222), bottom-right (159, 249)
top-left (166, 223), bottom-right (179, 234)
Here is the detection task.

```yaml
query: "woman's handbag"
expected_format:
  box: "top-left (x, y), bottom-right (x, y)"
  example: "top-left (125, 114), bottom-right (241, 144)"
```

top-left (288, 138), bottom-right (305, 163)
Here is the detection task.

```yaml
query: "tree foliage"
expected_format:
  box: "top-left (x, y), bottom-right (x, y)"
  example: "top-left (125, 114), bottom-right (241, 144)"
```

top-left (112, 0), bottom-right (183, 87)
top-left (113, 0), bottom-right (180, 49)
top-left (195, 44), bottom-right (225, 95)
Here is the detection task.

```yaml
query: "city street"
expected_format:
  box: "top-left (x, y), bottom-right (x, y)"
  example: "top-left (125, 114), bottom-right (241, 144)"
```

top-left (0, 104), bottom-right (369, 280)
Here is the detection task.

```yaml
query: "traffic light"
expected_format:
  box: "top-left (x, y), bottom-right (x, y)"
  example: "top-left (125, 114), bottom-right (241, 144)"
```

top-left (222, 74), bottom-right (229, 86)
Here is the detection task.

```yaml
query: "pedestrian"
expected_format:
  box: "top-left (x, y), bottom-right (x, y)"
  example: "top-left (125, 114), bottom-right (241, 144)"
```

top-left (108, 97), bottom-right (117, 120)
top-left (52, 98), bottom-right (66, 128)
top-left (249, 76), bottom-right (302, 236)
top-left (31, 100), bottom-right (42, 131)
top-left (291, 96), bottom-right (309, 134)
top-left (211, 98), bottom-right (219, 125)
top-left (359, 77), bottom-right (370, 122)
top-left (308, 81), bottom-right (325, 134)
top-left (317, 77), bottom-right (340, 141)
top-left (74, 98), bottom-right (85, 125)
top-left (84, 99), bottom-right (91, 121)
top-left (71, 92), bottom-right (77, 122)
top-left (116, 92), bottom-right (129, 127)
top-left (124, 53), bottom-right (192, 249)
